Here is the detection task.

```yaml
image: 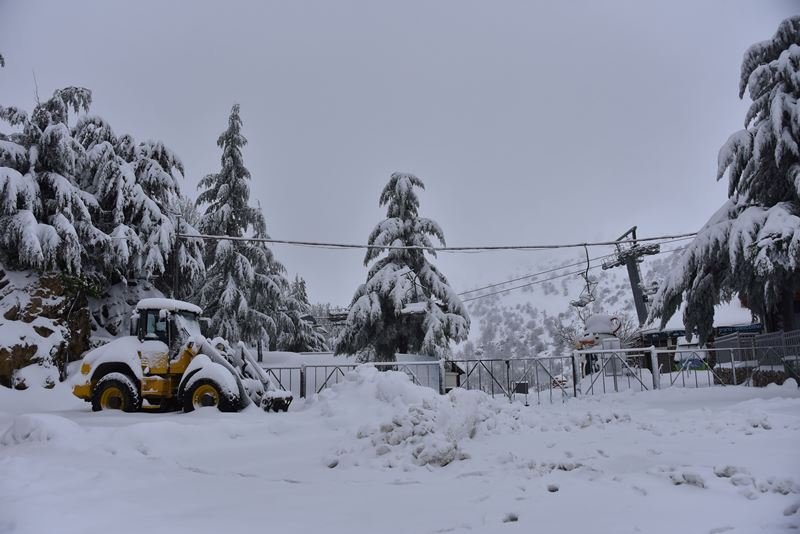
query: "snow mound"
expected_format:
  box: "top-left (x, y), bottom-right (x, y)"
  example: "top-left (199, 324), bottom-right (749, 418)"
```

top-left (13, 363), bottom-right (58, 389)
top-left (0, 414), bottom-right (84, 446)
top-left (309, 366), bottom-right (526, 468)
top-left (365, 388), bottom-right (525, 467)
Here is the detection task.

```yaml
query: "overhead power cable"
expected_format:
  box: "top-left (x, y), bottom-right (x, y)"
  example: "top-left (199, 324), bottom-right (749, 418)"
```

top-left (457, 253), bottom-right (616, 296)
top-left (456, 236), bottom-right (694, 297)
top-left (178, 231), bottom-right (697, 253)
top-left (460, 268), bottom-right (595, 303)
top-left (460, 244), bottom-right (688, 304)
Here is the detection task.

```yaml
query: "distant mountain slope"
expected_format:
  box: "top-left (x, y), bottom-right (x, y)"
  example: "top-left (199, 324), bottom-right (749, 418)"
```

top-left (460, 248), bottom-right (685, 358)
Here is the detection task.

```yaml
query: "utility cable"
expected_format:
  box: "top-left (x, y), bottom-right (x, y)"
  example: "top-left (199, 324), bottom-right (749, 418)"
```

top-left (460, 244), bottom-right (688, 304)
top-left (456, 236), bottom-right (694, 297)
top-left (178, 231), bottom-right (698, 253)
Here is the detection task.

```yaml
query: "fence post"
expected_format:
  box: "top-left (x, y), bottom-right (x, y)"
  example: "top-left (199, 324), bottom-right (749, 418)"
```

top-left (299, 364), bottom-right (307, 399)
top-left (571, 351), bottom-right (580, 398)
top-left (438, 358), bottom-right (446, 395)
top-left (649, 346), bottom-right (660, 390)
top-left (505, 359), bottom-right (512, 402)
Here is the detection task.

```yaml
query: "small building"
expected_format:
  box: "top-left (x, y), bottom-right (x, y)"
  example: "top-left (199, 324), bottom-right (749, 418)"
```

top-left (637, 301), bottom-right (761, 349)
top-left (635, 300), bottom-right (760, 372)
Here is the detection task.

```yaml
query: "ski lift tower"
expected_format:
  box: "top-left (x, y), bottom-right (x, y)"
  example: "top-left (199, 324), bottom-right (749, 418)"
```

top-left (601, 227), bottom-right (659, 326)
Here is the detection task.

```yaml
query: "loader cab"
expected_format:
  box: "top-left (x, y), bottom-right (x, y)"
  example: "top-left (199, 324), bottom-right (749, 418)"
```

top-left (139, 309), bottom-right (171, 344)
top-left (130, 299), bottom-right (204, 350)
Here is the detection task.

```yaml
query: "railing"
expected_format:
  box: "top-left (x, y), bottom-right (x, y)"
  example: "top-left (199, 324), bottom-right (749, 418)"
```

top-left (453, 356), bottom-right (578, 404)
top-left (262, 344), bottom-right (799, 404)
top-left (264, 360), bottom-right (442, 399)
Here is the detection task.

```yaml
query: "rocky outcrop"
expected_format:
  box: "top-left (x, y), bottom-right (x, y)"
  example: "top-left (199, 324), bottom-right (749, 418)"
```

top-left (0, 269), bottom-right (91, 388)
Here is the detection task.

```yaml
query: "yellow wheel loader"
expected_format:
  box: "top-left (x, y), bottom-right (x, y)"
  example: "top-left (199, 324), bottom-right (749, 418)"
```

top-left (72, 298), bottom-right (292, 413)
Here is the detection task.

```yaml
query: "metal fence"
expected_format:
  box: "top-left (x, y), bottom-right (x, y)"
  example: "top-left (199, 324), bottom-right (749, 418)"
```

top-left (262, 339), bottom-right (800, 405)
top-left (452, 356), bottom-right (577, 404)
top-left (264, 361), bottom-right (442, 399)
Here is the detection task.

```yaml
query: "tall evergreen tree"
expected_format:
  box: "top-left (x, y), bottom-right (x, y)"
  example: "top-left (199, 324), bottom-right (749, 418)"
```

top-left (0, 88), bottom-right (104, 274)
top-left (73, 115), bottom-right (204, 296)
top-left (0, 87), bottom-right (203, 295)
top-left (243, 203), bottom-right (293, 349)
top-left (336, 172), bottom-right (469, 362)
top-left (650, 16), bottom-right (800, 342)
top-left (196, 104), bottom-right (287, 345)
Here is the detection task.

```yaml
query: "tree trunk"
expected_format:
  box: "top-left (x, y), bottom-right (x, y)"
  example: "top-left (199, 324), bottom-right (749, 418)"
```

top-left (762, 287), bottom-right (798, 334)
top-left (780, 286), bottom-right (796, 333)
top-left (374, 344), bottom-right (396, 370)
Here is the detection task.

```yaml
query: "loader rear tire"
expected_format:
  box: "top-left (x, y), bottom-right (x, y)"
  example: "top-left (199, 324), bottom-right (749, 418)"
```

top-left (183, 379), bottom-right (238, 413)
top-left (92, 373), bottom-right (140, 412)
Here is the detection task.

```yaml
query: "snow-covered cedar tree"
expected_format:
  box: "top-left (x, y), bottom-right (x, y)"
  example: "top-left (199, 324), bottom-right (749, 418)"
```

top-left (0, 87), bottom-right (104, 274)
top-left (336, 172), bottom-right (469, 362)
top-left (196, 104), bottom-right (289, 346)
top-left (0, 85), bottom-right (203, 296)
top-left (650, 16), bottom-right (800, 342)
top-left (277, 275), bottom-right (329, 352)
top-left (72, 115), bottom-right (204, 296)
top-left (245, 205), bottom-right (295, 350)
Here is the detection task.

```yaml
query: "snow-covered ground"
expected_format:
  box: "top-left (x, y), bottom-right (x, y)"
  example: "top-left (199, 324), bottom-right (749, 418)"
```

top-left (2, 369), bottom-right (799, 534)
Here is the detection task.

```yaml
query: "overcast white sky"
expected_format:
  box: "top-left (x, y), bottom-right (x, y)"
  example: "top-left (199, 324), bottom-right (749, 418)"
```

top-left (1, 1), bottom-right (796, 305)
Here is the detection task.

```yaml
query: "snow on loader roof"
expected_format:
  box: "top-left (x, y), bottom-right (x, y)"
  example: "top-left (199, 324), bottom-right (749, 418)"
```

top-left (135, 298), bottom-right (202, 315)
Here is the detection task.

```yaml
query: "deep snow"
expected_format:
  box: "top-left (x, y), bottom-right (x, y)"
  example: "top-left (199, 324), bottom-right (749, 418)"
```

top-left (1, 368), bottom-right (799, 534)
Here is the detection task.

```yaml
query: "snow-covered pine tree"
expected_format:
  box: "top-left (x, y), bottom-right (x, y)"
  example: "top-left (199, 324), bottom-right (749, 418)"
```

top-left (291, 275), bottom-right (309, 304)
top-left (0, 87), bottom-right (203, 296)
top-left (243, 203), bottom-right (293, 350)
top-left (196, 104), bottom-right (287, 345)
top-left (336, 172), bottom-right (469, 362)
top-left (0, 87), bottom-right (107, 274)
top-left (132, 139), bottom-right (204, 298)
top-left (277, 275), bottom-right (329, 352)
top-left (71, 114), bottom-right (204, 297)
top-left (650, 16), bottom-right (800, 342)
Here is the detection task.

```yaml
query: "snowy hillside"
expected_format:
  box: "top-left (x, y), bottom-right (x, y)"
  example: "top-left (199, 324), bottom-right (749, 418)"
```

top-left (2, 368), bottom-right (799, 534)
top-left (460, 248), bottom-right (685, 357)
top-left (461, 244), bottom-right (755, 358)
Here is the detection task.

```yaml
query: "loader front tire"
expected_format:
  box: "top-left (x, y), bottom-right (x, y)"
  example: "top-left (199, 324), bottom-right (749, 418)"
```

top-left (183, 379), bottom-right (238, 413)
top-left (92, 373), bottom-right (140, 412)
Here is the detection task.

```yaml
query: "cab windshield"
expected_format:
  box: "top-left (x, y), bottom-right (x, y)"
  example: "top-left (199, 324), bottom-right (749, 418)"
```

top-left (175, 311), bottom-right (202, 339)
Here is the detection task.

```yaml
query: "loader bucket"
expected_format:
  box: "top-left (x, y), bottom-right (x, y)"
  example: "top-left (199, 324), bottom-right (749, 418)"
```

top-left (261, 391), bottom-right (292, 412)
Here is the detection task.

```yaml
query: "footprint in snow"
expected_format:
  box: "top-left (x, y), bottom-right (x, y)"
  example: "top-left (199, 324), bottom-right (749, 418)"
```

top-left (502, 513), bottom-right (519, 523)
top-left (757, 477), bottom-right (800, 495)
top-left (784, 501), bottom-right (800, 516)
top-left (714, 465), bottom-right (747, 478)
top-left (669, 471), bottom-right (705, 488)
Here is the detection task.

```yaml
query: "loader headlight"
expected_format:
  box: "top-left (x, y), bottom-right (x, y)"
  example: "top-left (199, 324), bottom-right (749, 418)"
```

top-left (80, 362), bottom-right (91, 375)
